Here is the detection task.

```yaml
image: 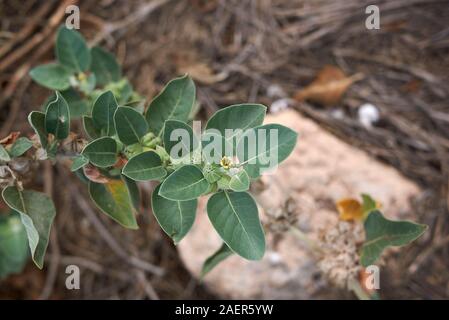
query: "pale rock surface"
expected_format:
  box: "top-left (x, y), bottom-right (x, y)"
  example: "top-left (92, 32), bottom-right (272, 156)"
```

top-left (178, 109), bottom-right (420, 299)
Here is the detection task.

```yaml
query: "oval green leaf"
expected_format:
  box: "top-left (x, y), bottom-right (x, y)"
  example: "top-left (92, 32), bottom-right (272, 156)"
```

top-left (145, 75), bottom-right (196, 136)
top-left (45, 91), bottom-right (70, 140)
top-left (2, 186), bottom-right (56, 269)
top-left (122, 151), bottom-right (166, 181)
top-left (114, 106), bottom-right (149, 145)
top-left (164, 120), bottom-right (198, 160)
top-left (237, 123), bottom-right (297, 178)
top-left (159, 165), bottom-right (209, 201)
top-left (151, 184), bottom-right (197, 244)
top-left (56, 26), bottom-right (90, 72)
top-left (82, 137), bottom-right (117, 168)
top-left (9, 137), bottom-right (33, 158)
top-left (207, 191), bottom-right (265, 260)
top-left (123, 176), bottom-right (140, 210)
top-left (71, 155), bottom-right (89, 172)
top-left (88, 179), bottom-right (138, 229)
top-left (60, 88), bottom-right (89, 118)
top-left (83, 116), bottom-right (101, 140)
top-left (92, 91), bottom-right (119, 136)
top-left (229, 170), bottom-right (250, 192)
top-left (90, 46), bottom-right (121, 86)
top-left (29, 63), bottom-right (72, 90)
top-left (0, 145), bottom-right (10, 162)
top-left (28, 111), bottom-right (48, 148)
top-left (205, 104), bottom-right (266, 144)
top-left (0, 212), bottom-right (29, 278)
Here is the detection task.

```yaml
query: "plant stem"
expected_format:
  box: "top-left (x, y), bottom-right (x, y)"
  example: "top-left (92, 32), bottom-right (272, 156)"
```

top-left (289, 225), bottom-right (324, 255)
top-left (347, 278), bottom-right (371, 300)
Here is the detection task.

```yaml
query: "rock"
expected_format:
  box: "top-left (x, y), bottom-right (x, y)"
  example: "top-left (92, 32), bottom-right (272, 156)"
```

top-left (178, 109), bottom-right (420, 299)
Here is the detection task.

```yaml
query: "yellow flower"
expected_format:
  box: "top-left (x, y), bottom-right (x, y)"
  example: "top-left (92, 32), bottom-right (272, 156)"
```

top-left (220, 156), bottom-right (232, 169)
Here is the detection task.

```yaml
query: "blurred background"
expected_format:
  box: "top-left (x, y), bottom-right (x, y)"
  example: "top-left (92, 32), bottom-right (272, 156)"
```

top-left (0, 0), bottom-right (449, 299)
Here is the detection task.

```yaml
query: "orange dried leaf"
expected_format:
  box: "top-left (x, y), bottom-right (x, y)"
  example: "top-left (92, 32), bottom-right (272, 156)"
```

top-left (179, 62), bottom-right (228, 85)
top-left (337, 198), bottom-right (363, 221)
top-left (294, 65), bottom-right (363, 106)
top-left (0, 132), bottom-right (20, 146)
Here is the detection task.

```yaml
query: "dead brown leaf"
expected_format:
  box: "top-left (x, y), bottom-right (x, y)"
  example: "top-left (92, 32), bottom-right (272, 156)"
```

top-left (83, 165), bottom-right (110, 184)
top-left (336, 198), bottom-right (363, 221)
top-left (0, 131), bottom-right (20, 146)
top-left (179, 62), bottom-right (228, 85)
top-left (294, 65), bottom-right (363, 106)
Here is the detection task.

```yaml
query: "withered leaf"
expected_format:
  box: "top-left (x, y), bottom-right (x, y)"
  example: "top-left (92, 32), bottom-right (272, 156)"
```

top-left (294, 65), bottom-right (363, 106)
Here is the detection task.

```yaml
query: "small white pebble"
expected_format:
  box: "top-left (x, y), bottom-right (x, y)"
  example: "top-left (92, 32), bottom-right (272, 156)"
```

top-left (268, 252), bottom-right (283, 265)
top-left (358, 103), bottom-right (380, 128)
top-left (270, 98), bottom-right (290, 113)
top-left (267, 84), bottom-right (286, 98)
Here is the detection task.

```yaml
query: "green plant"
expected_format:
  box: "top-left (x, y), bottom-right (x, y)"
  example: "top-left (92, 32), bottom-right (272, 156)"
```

top-left (1, 26), bottom-right (297, 272)
top-left (0, 210), bottom-right (29, 278)
top-left (0, 26), bottom-right (427, 284)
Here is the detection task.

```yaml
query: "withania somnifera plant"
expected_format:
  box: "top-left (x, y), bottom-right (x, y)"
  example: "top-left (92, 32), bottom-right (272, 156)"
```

top-left (0, 26), bottom-right (426, 280)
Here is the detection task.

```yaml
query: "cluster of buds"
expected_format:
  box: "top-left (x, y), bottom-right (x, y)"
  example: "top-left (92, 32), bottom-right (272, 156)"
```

top-left (125, 132), bottom-right (162, 158)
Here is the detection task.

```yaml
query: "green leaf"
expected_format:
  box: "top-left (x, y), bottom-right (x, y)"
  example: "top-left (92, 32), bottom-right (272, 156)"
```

top-left (205, 104), bottom-right (266, 146)
top-left (151, 184), bottom-right (197, 244)
top-left (28, 111), bottom-right (48, 148)
top-left (88, 179), bottom-right (138, 229)
top-left (60, 88), bottom-right (88, 117)
top-left (2, 186), bottom-right (56, 269)
top-left (0, 145), bottom-right (11, 162)
top-left (362, 194), bottom-right (377, 217)
top-left (229, 170), bottom-right (250, 192)
top-left (202, 164), bottom-right (221, 184)
top-left (45, 91), bottom-right (70, 140)
top-left (217, 175), bottom-right (231, 190)
top-left (29, 63), bottom-right (72, 90)
top-left (360, 211), bottom-right (427, 267)
top-left (201, 243), bottom-right (233, 278)
top-left (159, 165), bottom-right (209, 201)
top-left (55, 26), bottom-right (90, 72)
top-left (9, 137), bottom-right (33, 158)
top-left (207, 191), bottom-right (265, 260)
top-left (145, 75), bottom-right (196, 136)
top-left (90, 46), bottom-right (121, 86)
top-left (163, 120), bottom-right (198, 158)
top-left (83, 116), bottom-right (101, 140)
top-left (106, 79), bottom-right (134, 105)
top-left (122, 151), bottom-right (166, 181)
top-left (92, 91), bottom-right (119, 136)
top-left (201, 131), bottom-right (234, 163)
top-left (114, 106), bottom-right (148, 145)
top-left (237, 123), bottom-right (297, 178)
top-left (71, 155), bottom-right (89, 172)
top-left (123, 176), bottom-right (140, 210)
top-left (0, 212), bottom-right (29, 278)
top-left (82, 137), bottom-right (117, 167)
